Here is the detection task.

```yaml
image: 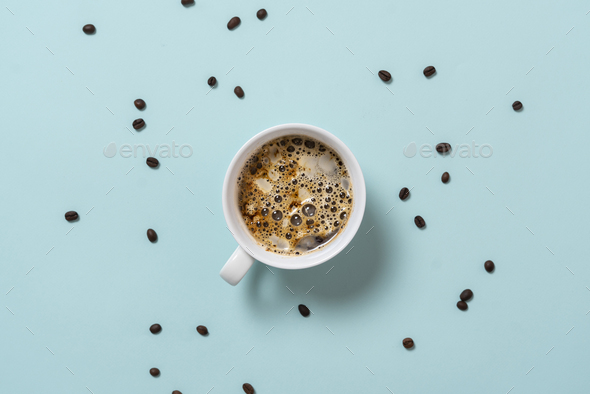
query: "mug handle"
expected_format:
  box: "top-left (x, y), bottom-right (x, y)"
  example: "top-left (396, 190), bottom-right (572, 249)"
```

top-left (220, 246), bottom-right (255, 286)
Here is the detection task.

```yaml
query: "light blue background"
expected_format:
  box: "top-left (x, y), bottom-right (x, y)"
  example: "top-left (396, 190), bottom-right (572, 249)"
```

top-left (2, 0), bottom-right (590, 393)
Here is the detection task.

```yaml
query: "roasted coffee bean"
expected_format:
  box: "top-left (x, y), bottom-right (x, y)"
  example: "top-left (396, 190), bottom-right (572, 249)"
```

top-left (257, 8), bottom-right (267, 20)
top-left (436, 142), bottom-right (451, 154)
top-left (414, 215), bottom-right (425, 228)
top-left (484, 260), bottom-right (495, 272)
top-left (181, 0), bottom-right (194, 5)
top-left (441, 172), bottom-right (450, 183)
top-left (242, 383), bottom-right (255, 394)
top-left (423, 66), bottom-right (436, 77)
top-left (196, 325), bottom-right (208, 335)
top-left (234, 86), bottom-right (244, 98)
top-left (172, 391), bottom-right (183, 394)
top-left (147, 229), bottom-right (158, 243)
top-left (134, 99), bottom-right (146, 110)
top-left (298, 304), bottom-right (310, 317)
top-left (133, 118), bottom-right (145, 130)
top-left (512, 101), bottom-right (523, 111)
top-left (399, 187), bottom-right (410, 201)
top-left (149, 324), bottom-right (162, 334)
top-left (149, 368), bottom-right (160, 377)
top-left (65, 211), bottom-right (78, 221)
top-left (460, 289), bottom-right (473, 301)
top-left (402, 337), bottom-right (414, 349)
top-left (457, 301), bottom-right (468, 310)
top-left (146, 157), bottom-right (159, 168)
top-left (208, 76), bottom-right (217, 87)
top-left (227, 16), bottom-right (241, 30)
top-left (378, 70), bottom-right (391, 82)
top-left (82, 24), bottom-right (96, 34)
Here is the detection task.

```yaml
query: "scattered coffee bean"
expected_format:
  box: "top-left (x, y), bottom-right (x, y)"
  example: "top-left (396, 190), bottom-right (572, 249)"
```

top-left (227, 16), bottom-right (241, 30)
top-left (65, 211), bottom-right (78, 221)
top-left (181, 0), bottom-right (194, 5)
top-left (378, 70), bottom-right (391, 82)
top-left (441, 172), bottom-right (450, 183)
top-left (484, 260), bottom-right (495, 272)
top-left (149, 324), bottom-right (162, 334)
top-left (399, 187), bottom-right (410, 201)
top-left (257, 9), bottom-right (267, 20)
top-left (208, 76), bottom-right (217, 87)
top-left (234, 86), bottom-right (244, 98)
top-left (298, 304), bottom-right (310, 317)
top-left (146, 157), bottom-right (159, 168)
top-left (147, 229), bottom-right (158, 243)
top-left (460, 289), bottom-right (473, 301)
top-left (196, 325), bottom-right (208, 335)
top-left (512, 101), bottom-right (523, 111)
top-left (423, 66), bottom-right (436, 77)
top-left (436, 142), bottom-right (451, 154)
top-left (414, 215), bottom-right (425, 228)
top-left (242, 383), bottom-right (255, 394)
top-left (457, 301), bottom-right (468, 311)
top-left (82, 24), bottom-right (96, 34)
top-left (402, 337), bottom-right (414, 349)
top-left (173, 391), bottom-right (183, 394)
top-left (133, 118), bottom-right (145, 130)
top-left (134, 99), bottom-right (146, 110)
top-left (149, 368), bottom-right (160, 377)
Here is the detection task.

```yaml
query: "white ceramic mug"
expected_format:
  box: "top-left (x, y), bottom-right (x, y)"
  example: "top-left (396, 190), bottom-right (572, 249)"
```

top-left (220, 123), bottom-right (366, 285)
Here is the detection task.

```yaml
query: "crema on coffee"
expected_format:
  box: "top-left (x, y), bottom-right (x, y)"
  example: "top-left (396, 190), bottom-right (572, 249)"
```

top-left (237, 135), bottom-right (353, 256)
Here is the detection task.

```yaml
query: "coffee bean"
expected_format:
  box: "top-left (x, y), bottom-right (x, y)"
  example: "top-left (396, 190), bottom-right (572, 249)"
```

top-left (173, 391), bottom-right (183, 394)
top-left (399, 187), bottom-right (410, 201)
top-left (134, 99), bottom-right (146, 110)
top-left (298, 304), bottom-right (310, 317)
top-left (196, 325), bottom-right (208, 335)
top-left (65, 211), bottom-right (78, 221)
top-left (208, 76), bottom-right (217, 87)
top-left (133, 118), bottom-right (145, 130)
top-left (242, 383), bottom-right (255, 394)
top-left (378, 70), bottom-right (391, 82)
top-left (512, 101), bottom-right (523, 111)
top-left (149, 324), bottom-right (162, 334)
top-left (257, 9), bottom-right (267, 20)
top-left (484, 260), bottom-right (495, 272)
top-left (457, 301), bottom-right (468, 310)
top-left (146, 157), bottom-right (159, 168)
top-left (149, 368), bottom-right (160, 377)
top-left (460, 289), bottom-right (473, 301)
top-left (234, 86), bottom-right (244, 98)
top-left (441, 172), bottom-right (450, 183)
top-left (181, 0), bottom-right (194, 5)
top-left (147, 229), bottom-right (158, 243)
top-left (402, 337), bottom-right (414, 349)
top-left (414, 215), bottom-right (425, 228)
top-left (423, 66), bottom-right (436, 77)
top-left (82, 24), bottom-right (96, 34)
top-left (436, 142), bottom-right (451, 154)
top-left (227, 16), bottom-right (241, 30)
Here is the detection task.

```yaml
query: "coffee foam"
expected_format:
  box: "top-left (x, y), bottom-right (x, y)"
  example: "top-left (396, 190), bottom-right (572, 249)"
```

top-left (237, 135), bottom-right (353, 256)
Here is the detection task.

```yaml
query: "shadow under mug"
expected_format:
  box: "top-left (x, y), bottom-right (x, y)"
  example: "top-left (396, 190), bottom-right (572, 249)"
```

top-left (220, 123), bottom-right (366, 285)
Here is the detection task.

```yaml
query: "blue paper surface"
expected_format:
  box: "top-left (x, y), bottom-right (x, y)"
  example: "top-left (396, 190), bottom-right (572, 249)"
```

top-left (2, 0), bottom-right (590, 393)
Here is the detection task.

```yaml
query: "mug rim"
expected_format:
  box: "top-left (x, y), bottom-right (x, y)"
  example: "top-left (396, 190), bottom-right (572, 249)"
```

top-left (222, 123), bottom-right (366, 270)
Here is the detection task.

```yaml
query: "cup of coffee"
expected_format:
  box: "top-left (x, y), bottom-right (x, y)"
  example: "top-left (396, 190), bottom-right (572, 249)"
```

top-left (220, 123), bottom-right (366, 285)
